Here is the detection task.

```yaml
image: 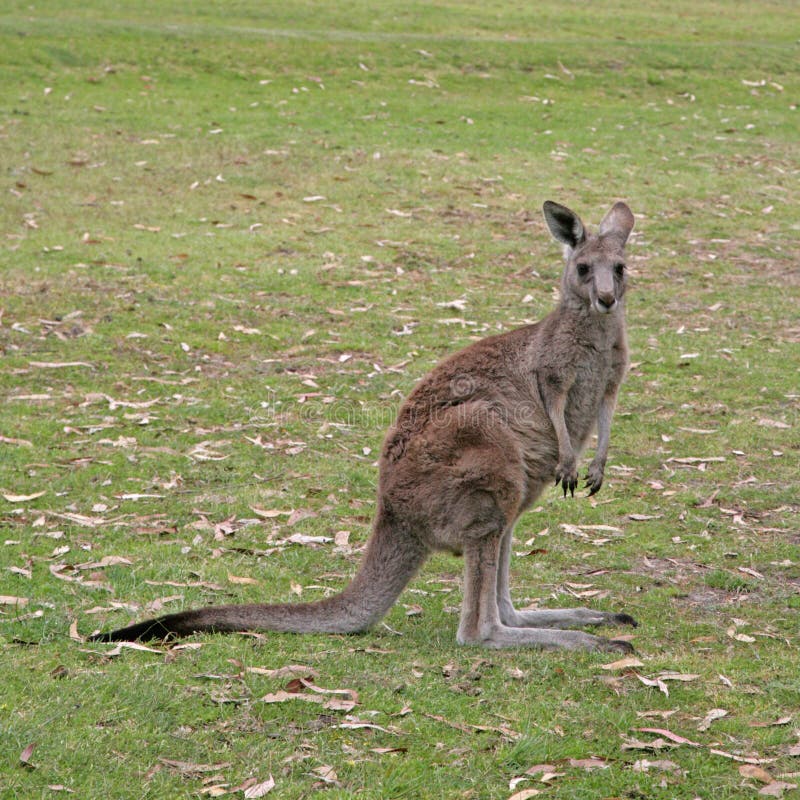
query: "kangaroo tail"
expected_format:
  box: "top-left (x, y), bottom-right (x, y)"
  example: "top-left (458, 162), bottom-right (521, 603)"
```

top-left (89, 513), bottom-right (428, 642)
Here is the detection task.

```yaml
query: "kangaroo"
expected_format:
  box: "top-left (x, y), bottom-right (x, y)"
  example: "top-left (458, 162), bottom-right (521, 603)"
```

top-left (90, 200), bottom-right (637, 652)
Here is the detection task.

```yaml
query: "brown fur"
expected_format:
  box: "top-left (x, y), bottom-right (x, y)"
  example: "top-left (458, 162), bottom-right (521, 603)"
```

top-left (90, 201), bottom-right (638, 652)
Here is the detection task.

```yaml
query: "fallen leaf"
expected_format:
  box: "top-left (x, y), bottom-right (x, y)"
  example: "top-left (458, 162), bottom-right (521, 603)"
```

top-left (709, 748), bottom-right (776, 764)
top-left (657, 672), bottom-right (700, 682)
top-left (245, 665), bottom-right (318, 680)
top-left (635, 672), bottom-right (669, 696)
top-left (244, 775), bottom-right (276, 798)
top-left (158, 759), bottom-right (231, 775)
top-left (698, 708), bottom-right (729, 731)
top-left (632, 759), bottom-right (682, 773)
top-left (99, 642), bottom-right (165, 656)
top-left (751, 716), bottom-right (793, 728)
top-left (20, 743), bottom-right (37, 767)
top-left (524, 764), bottom-right (557, 777)
top-left (228, 573), bottom-right (259, 585)
top-left (0, 595), bottom-right (29, 606)
top-left (621, 736), bottom-right (676, 752)
top-left (635, 728), bottom-right (701, 746)
top-left (298, 678), bottom-right (358, 704)
top-left (2, 490), bottom-right (47, 503)
top-left (568, 757), bottom-right (609, 771)
top-left (601, 656), bottom-right (643, 671)
top-left (312, 765), bottom-right (339, 784)
top-left (740, 764), bottom-right (775, 784)
top-left (260, 691), bottom-right (323, 705)
top-left (338, 718), bottom-right (396, 734)
top-left (759, 781), bottom-right (797, 797)
top-left (507, 790), bottom-right (541, 800)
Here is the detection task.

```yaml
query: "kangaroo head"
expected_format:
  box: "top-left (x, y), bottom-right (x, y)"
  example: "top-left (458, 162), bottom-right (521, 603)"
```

top-left (543, 201), bottom-right (635, 315)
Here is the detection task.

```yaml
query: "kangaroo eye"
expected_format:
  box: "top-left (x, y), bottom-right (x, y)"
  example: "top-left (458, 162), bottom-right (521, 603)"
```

top-left (576, 263), bottom-right (590, 278)
top-left (614, 262), bottom-right (625, 278)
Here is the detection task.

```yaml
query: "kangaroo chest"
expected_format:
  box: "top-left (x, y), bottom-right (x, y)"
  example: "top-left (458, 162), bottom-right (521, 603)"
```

top-left (564, 349), bottom-right (615, 442)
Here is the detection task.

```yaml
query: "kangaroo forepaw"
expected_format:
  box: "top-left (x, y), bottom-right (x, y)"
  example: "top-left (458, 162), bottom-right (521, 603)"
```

top-left (555, 464), bottom-right (578, 497)
top-left (584, 462), bottom-right (605, 496)
top-left (613, 613), bottom-right (638, 628)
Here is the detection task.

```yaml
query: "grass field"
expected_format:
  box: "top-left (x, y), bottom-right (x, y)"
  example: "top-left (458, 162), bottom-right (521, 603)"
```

top-left (1, 1), bottom-right (799, 798)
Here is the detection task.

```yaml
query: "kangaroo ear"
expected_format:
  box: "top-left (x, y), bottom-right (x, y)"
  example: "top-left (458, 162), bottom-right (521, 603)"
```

top-left (543, 201), bottom-right (585, 248)
top-left (598, 201), bottom-right (635, 244)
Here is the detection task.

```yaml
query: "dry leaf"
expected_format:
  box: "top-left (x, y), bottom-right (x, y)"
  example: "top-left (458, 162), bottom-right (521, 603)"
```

top-left (0, 595), bottom-right (29, 606)
top-left (244, 775), bottom-right (276, 798)
top-left (759, 781), bottom-right (797, 797)
top-left (298, 678), bottom-right (358, 703)
top-left (245, 665), bottom-right (317, 680)
top-left (709, 749), bottom-right (775, 764)
top-left (635, 728), bottom-right (700, 746)
top-left (2, 490), bottom-right (47, 503)
top-left (632, 759), bottom-right (681, 774)
top-left (698, 708), bottom-right (729, 731)
top-left (751, 716), bottom-right (793, 728)
top-left (228, 573), bottom-right (259, 585)
top-left (568, 757), bottom-right (609, 771)
top-left (338, 719), bottom-right (395, 734)
top-left (158, 759), bottom-right (230, 775)
top-left (20, 742), bottom-right (37, 767)
top-left (740, 764), bottom-right (775, 784)
top-left (312, 765), bottom-right (339, 784)
top-left (657, 672), bottom-right (700, 682)
top-left (507, 790), bottom-right (541, 800)
top-left (635, 672), bottom-right (669, 696)
top-left (98, 642), bottom-right (165, 656)
top-left (260, 691), bottom-right (323, 705)
top-left (601, 656), bottom-right (643, 671)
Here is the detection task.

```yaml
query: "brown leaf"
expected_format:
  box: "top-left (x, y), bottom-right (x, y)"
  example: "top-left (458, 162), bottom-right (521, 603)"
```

top-left (568, 757), bottom-right (610, 771)
top-left (243, 775), bottom-right (276, 798)
top-left (759, 781), bottom-right (797, 797)
top-left (635, 728), bottom-right (700, 746)
top-left (286, 508), bottom-right (318, 526)
top-left (298, 678), bottom-right (358, 704)
top-left (158, 759), bottom-right (231, 776)
top-left (698, 708), bottom-right (728, 731)
top-left (507, 790), bottom-right (541, 800)
top-left (20, 743), bottom-right (37, 767)
top-left (260, 691), bottom-right (322, 705)
top-left (601, 656), bottom-right (643, 671)
top-left (245, 664), bottom-right (318, 680)
top-left (0, 595), bottom-right (29, 606)
top-left (228, 573), bottom-right (259, 585)
top-left (751, 716), bottom-right (793, 728)
top-left (312, 765), bottom-right (339, 785)
top-left (2, 490), bottom-right (47, 503)
top-left (709, 748), bottom-right (776, 764)
top-left (635, 672), bottom-right (669, 696)
top-left (740, 764), bottom-right (775, 784)
top-left (632, 759), bottom-right (682, 774)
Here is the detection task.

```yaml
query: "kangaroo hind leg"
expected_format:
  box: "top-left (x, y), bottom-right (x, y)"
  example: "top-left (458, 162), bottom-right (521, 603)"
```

top-left (458, 527), bottom-right (634, 653)
top-left (495, 525), bottom-right (637, 631)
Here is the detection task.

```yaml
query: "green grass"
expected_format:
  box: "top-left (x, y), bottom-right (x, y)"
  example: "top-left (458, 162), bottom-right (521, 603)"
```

top-left (1, 1), bottom-right (799, 797)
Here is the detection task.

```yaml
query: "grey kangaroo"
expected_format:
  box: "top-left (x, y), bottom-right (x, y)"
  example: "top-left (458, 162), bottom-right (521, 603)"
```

top-left (90, 200), bottom-right (637, 652)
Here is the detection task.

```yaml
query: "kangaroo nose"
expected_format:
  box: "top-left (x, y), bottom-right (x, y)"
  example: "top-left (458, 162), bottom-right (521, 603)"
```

top-left (597, 292), bottom-right (616, 310)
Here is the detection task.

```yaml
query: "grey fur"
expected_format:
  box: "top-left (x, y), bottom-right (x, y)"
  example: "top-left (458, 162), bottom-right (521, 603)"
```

top-left (90, 200), bottom-right (637, 653)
